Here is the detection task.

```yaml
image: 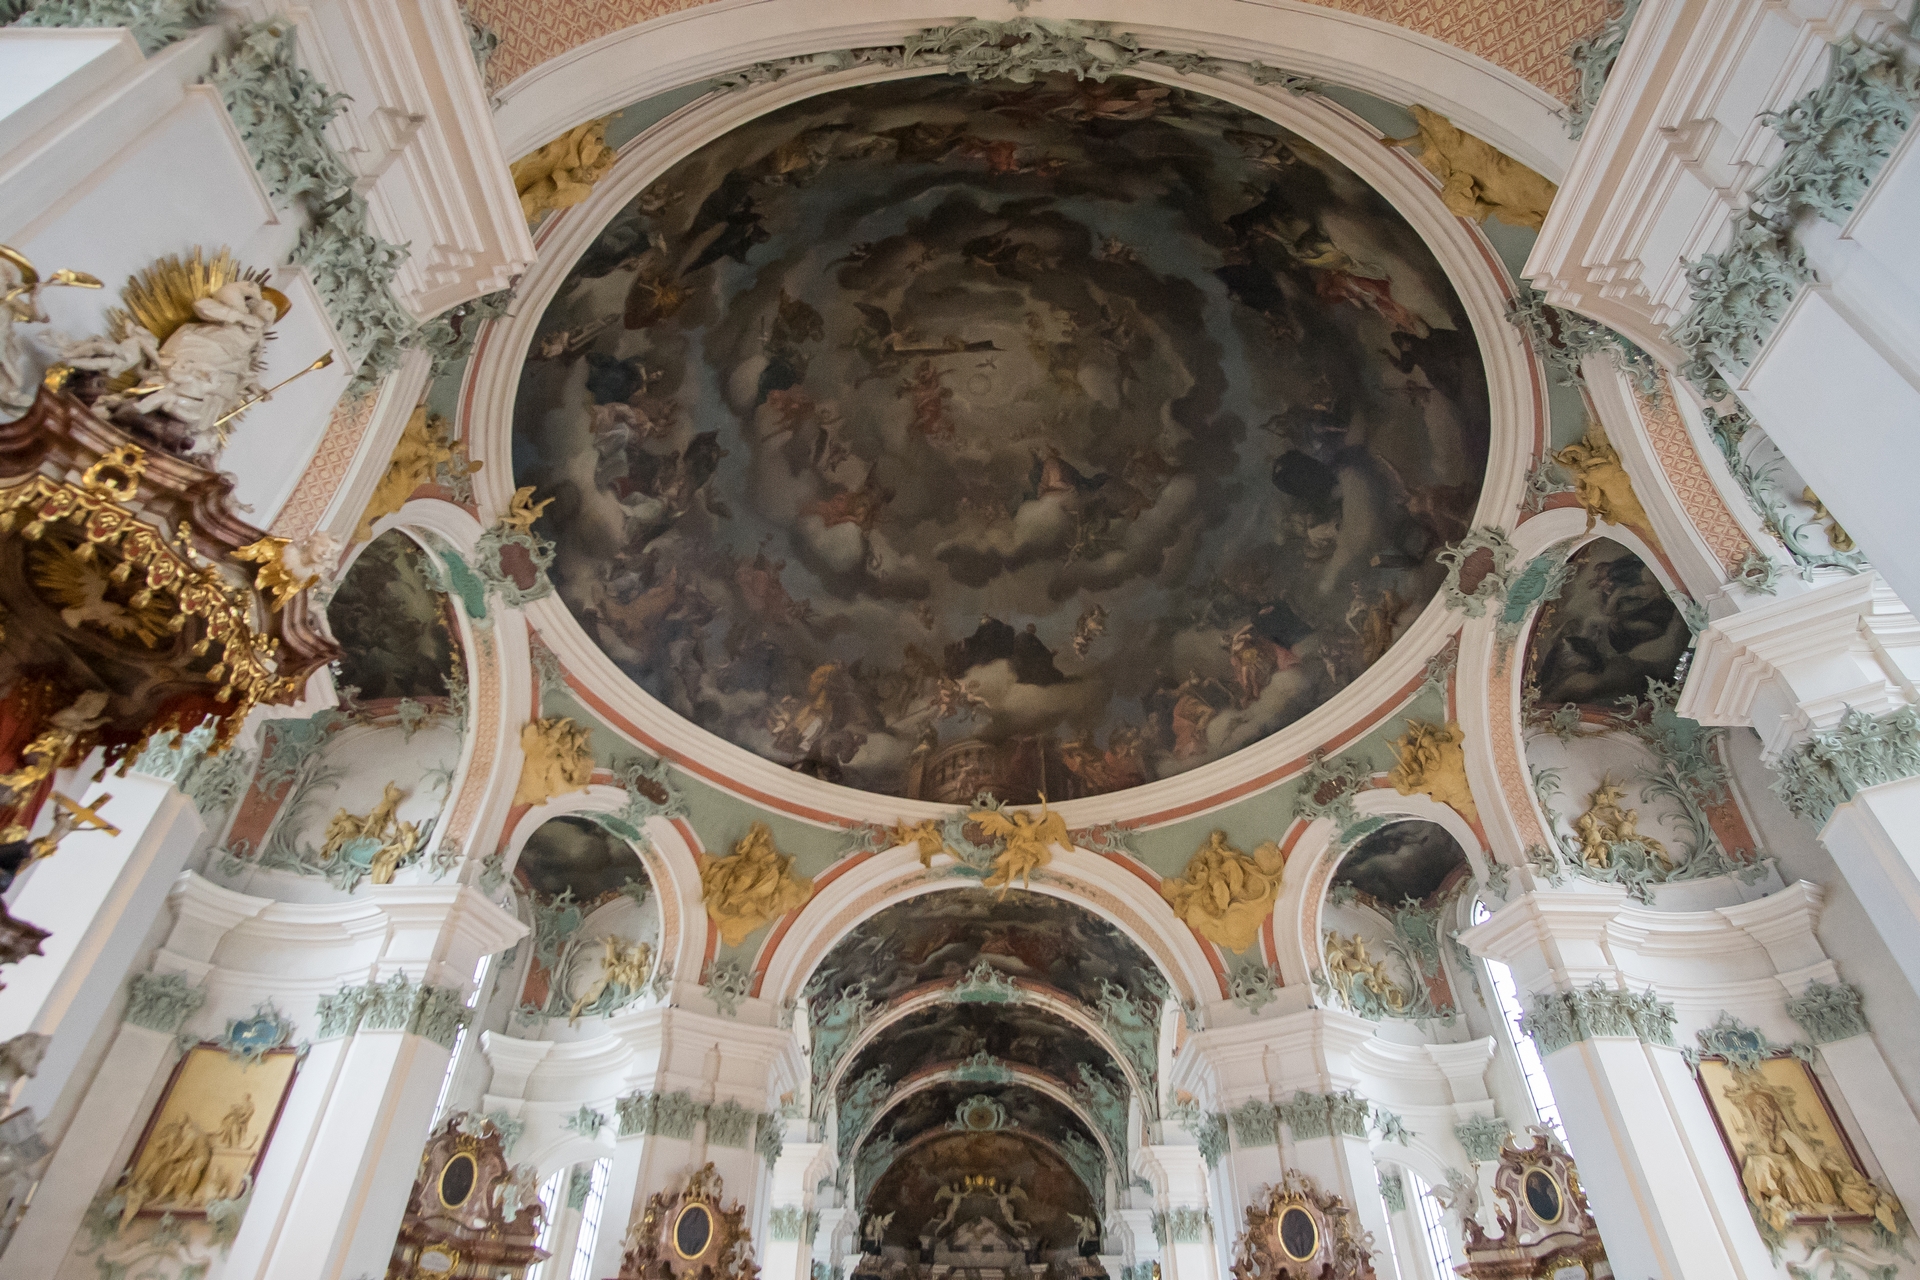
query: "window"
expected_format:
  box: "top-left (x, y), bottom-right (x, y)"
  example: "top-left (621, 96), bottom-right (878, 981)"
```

top-left (529, 1167), bottom-right (568, 1280)
top-left (569, 1158), bottom-right (612, 1280)
top-left (432, 955), bottom-right (493, 1128)
top-left (1470, 901), bottom-right (1568, 1149)
top-left (1408, 1170), bottom-right (1456, 1280)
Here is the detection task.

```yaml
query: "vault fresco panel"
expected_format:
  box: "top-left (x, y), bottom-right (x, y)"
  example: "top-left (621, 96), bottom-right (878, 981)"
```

top-left (839, 1002), bottom-right (1127, 1100)
top-left (805, 888), bottom-right (1164, 1010)
top-left (865, 1129), bottom-right (1098, 1251)
top-left (326, 531), bottom-right (458, 702)
top-left (513, 74), bottom-right (1491, 800)
top-left (1333, 818), bottom-right (1468, 906)
top-left (1526, 538), bottom-right (1687, 710)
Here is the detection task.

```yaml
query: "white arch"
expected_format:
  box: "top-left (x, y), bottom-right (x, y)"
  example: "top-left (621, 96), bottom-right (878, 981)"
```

top-left (1455, 506), bottom-right (1692, 869)
top-left (497, 786), bottom-right (709, 995)
top-left (462, 44), bottom-right (1541, 833)
top-left (843, 1062), bottom-right (1124, 1195)
top-left (488, 0), bottom-right (1574, 180)
top-left (824, 979), bottom-right (1153, 1127)
top-left (757, 843), bottom-right (1219, 1008)
top-left (1270, 788), bottom-right (1491, 989)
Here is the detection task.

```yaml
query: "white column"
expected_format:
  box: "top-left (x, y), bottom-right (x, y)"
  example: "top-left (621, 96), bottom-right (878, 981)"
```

top-left (223, 886), bottom-right (522, 1280)
top-left (1465, 893), bottom-right (1779, 1280)
top-left (1145, 1144), bottom-right (1217, 1280)
top-left (1680, 572), bottom-right (1920, 997)
top-left (0, 874), bottom-right (265, 1278)
top-left (0, 774), bottom-right (202, 1126)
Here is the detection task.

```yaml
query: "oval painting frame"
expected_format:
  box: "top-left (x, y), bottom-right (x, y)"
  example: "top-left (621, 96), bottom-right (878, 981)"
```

top-left (1276, 1204), bottom-right (1320, 1262)
top-left (673, 1201), bottom-right (717, 1259)
top-left (437, 1152), bottom-right (478, 1209)
top-left (1524, 1167), bottom-right (1565, 1225)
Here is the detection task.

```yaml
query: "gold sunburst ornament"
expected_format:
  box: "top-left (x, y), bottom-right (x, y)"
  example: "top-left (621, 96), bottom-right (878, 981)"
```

top-left (106, 247), bottom-right (286, 348)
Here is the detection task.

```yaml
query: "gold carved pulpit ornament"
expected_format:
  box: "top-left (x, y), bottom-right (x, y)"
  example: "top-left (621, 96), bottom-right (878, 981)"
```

top-left (700, 821), bottom-right (813, 947)
top-left (1159, 829), bottom-right (1286, 953)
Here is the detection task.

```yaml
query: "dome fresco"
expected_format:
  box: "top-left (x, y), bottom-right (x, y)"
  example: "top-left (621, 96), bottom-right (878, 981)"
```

top-left (513, 73), bottom-right (1492, 800)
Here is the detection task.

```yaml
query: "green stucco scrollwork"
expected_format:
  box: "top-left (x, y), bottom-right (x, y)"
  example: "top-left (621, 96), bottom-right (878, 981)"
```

top-left (1773, 705), bottom-right (1920, 826)
top-left (124, 971), bottom-right (207, 1034)
top-left (1522, 980), bottom-right (1676, 1056)
top-left (1563, 0), bottom-right (1643, 140)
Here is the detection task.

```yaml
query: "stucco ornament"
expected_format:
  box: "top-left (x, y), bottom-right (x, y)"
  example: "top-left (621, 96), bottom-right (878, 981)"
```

top-left (1752, 37), bottom-right (1920, 227)
top-left (12, 0), bottom-right (219, 54)
top-left (1159, 830), bottom-right (1286, 953)
top-left (1773, 704), bottom-right (1920, 825)
top-left (892, 817), bottom-right (953, 867)
top-left (1564, 0), bottom-right (1644, 140)
top-left (1552, 422), bottom-right (1651, 534)
top-left (904, 17), bottom-right (1143, 82)
top-left (1322, 930), bottom-right (1408, 1015)
top-left (60, 258), bottom-right (290, 458)
top-left (319, 780), bottom-right (426, 886)
top-left (0, 244), bottom-right (101, 418)
top-left (358, 406), bottom-right (481, 540)
top-left (700, 821), bottom-right (815, 947)
top-left (513, 716), bottom-right (596, 808)
top-left (511, 116), bottom-right (618, 223)
top-left (968, 800), bottom-right (1071, 897)
top-left (567, 935), bottom-right (652, 1023)
top-left (1387, 719), bottom-right (1478, 824)
top-left (1384, 105), bottom-right (1559, 229)
top-left (1572, 776), bottom-right (1669, 869)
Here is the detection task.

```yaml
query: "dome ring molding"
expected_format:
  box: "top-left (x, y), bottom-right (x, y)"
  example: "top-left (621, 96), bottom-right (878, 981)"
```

top-left (464, 54), bottom-right (1544, 831)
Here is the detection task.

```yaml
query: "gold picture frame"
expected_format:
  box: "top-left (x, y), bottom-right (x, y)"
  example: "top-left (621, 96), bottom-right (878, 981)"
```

top-left (1695, 1055), bottom-right (1896, 1234)
top-left (118, 1044), bottom-right (300, 1222)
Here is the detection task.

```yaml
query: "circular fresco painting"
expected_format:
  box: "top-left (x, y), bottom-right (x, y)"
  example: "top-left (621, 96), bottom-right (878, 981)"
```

top-left (514, 74), bottom-right (1491, 800)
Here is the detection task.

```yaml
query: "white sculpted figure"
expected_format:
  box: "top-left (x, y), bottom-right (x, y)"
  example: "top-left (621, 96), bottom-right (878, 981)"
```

top-left (135, 281), bottom-right (280, 452)
top-left (1, 245), bottom-right (101, 418)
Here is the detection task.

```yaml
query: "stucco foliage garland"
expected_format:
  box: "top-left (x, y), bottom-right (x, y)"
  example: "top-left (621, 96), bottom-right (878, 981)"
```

top-left (705, 957), bottom-right (753, 1017)
top-left (1674, 38), bottom-right (1919, 398)
top-left (768, 1207), bottom-right (820, 1242)
top-left (204, 22), bottom-right (417, 390)
top-left (317, 972), bottom-right (470, 1048)
top-left (1152, 1208), bottom-right (1211, 1245)
top-left (10, 0), bottom-right (218, 55)
top-left (1229, 1099), bottom-right (1279, 1148)
top-left (1505, 284), bottom-right (1659, 394)
top-left (1074, 1063), bottom-right (1129, 1160)
top-left (124, 971), bottom-right (207, 1035)
top-left (1682, 1012), bottom-right (1813, 1073)
top-left (1170, 1098), bottom-right (1228, 1166)
top-left (1671, 213), bottom-right (1813, 379)
top-left (1705, 406), bottom-right (1866, 578)
top-left (1227, 958), bottom-right (1283, 1015)
top-left (1378, 1168), bottom-right (1408, 1215)
top-left (1772, 705), bottom-right (1920, 826)
top-left (1787, 980), bottom-right (1870, 1044)
top-left (1752, 38), bottom-right (1920, 226)
top-left (1277, 1090), bottom-right (1369, 1142)
top-left (1563, 0), bottom-right (1644, 140)
top-left (1521, 980), bottom-right (1676, 1056)
top-left (838, 1067), bottom-right (891, 1160)
top-left (135, 721), bottom-right (255, 820)
top-left (1093, 978), bottom-right (1161, 1111)
top-left (714, 18), bottom-right (1321, 98)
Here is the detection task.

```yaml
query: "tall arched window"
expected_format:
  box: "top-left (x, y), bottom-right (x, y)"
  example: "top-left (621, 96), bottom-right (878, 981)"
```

top-left (1470, 900), bottom-right (1567, 1147)
top-left (1408, 1169), bottom-right (1457, 1279)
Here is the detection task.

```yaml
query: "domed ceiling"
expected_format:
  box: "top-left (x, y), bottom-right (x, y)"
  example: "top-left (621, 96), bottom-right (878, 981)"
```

top-left (514, 73), bottom-right (1491, 800)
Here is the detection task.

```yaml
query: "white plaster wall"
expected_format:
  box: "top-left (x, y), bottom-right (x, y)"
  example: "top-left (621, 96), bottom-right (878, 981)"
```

top-left (0, 30), bottom-right (348, 528)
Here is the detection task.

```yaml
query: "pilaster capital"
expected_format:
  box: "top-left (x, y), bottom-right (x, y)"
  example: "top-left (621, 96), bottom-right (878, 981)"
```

top-left (1679, 572), bottom-right (1912, 758)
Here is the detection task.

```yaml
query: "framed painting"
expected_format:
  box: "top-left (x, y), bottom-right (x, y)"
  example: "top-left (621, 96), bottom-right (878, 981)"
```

top-left (1695, 1055), bottom-right (1898, 1234)
top-left (118, 1044), bottom-right (301, 1220)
